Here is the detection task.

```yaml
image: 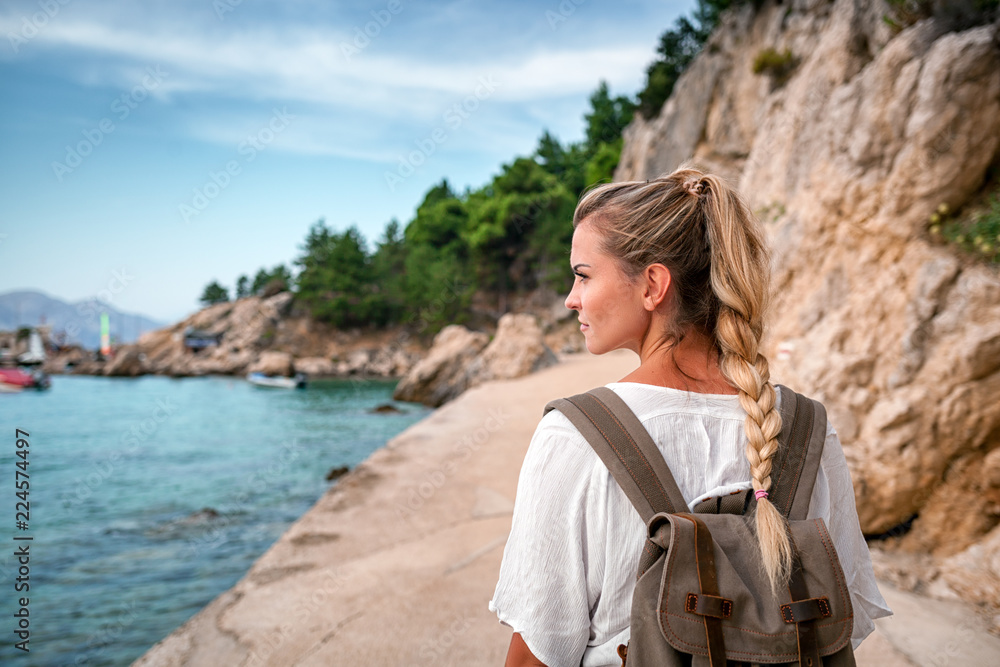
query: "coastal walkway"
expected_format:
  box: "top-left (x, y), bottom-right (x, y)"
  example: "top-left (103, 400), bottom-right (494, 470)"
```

top-left (136, 350), bottom-right (996, 666)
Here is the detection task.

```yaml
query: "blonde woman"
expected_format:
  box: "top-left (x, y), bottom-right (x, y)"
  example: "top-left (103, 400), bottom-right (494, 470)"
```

top-left (490, 168), bottom-right (891, 666)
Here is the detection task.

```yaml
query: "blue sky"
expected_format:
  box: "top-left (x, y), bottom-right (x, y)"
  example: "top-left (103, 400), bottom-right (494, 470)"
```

top-left (0, 0), bottom-right (693, 324)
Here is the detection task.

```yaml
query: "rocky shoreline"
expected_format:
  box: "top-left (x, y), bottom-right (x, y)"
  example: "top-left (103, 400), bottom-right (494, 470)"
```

top-left (39, 291), bottom-right (585, 402)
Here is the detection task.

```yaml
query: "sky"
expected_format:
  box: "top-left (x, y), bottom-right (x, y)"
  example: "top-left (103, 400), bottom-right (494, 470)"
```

top-left (0, 0), bottom-right (694, 324)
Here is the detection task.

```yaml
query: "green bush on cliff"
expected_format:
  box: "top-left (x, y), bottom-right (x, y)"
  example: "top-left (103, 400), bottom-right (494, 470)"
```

top-left (930, 193), bottom-right (1000, 265)
top-left (752, 47), bottom-right (796, 84)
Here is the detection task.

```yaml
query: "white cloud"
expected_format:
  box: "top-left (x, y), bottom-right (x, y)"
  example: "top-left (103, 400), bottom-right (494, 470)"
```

top-left (1, 15), bottom-right (653, 115)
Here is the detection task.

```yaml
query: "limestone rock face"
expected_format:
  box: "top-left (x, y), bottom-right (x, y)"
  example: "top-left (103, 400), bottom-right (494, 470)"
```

top-left (293, 356), bottom-right (336, 377)
top-left (129, 292), bottom-right (296, 377)
top-left (103, 347), bottom-right (146, 377)
top-left (392, 325), bottom-right (489, 407)
top-left (247, 351), bottom-right (294, 377)
top-left (615, 0), bottom-right (1000, 589)
top-left (466, 313), bottom-right (559, 385)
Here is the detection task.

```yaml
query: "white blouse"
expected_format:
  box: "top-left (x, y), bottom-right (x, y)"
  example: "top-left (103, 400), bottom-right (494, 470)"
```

top-left (490, 382), bottom-right (892, 667)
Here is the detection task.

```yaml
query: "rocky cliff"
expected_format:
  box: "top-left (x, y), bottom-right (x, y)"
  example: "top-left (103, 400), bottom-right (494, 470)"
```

top-left (50, 292), bottom-right (424, 379)
top-left (617, 0), bottom-right (1000, 618)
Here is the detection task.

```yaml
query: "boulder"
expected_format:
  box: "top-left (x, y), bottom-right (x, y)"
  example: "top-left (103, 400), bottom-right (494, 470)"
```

top-left (247, 351), bottom-right (294, 377)
top-left (393, 325), bottom-right (489, 407)
top-left (466, 313), bottom-right (558, 385)
top-left (335, 349), bottom-right (373, 376)
top-left (366, 346), bottom-right (416, 377)
top-left (393, 315), bottom-right (559, 407)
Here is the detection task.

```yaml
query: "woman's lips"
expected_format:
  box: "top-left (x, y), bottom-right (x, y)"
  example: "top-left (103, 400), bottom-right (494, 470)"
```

top-left (580, 322), bottom-right (589, 332)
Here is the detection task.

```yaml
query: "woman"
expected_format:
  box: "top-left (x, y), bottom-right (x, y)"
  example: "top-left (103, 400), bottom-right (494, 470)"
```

top-left (489, 167), bottom-right (891, 666)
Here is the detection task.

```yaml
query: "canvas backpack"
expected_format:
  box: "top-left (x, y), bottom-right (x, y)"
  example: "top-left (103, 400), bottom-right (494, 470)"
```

top-left (544, 386), bottom-right (856, 667)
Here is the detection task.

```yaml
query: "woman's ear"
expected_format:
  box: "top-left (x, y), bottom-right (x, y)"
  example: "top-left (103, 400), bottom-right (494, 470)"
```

top-left (641, 263), bottom-right (672, 312)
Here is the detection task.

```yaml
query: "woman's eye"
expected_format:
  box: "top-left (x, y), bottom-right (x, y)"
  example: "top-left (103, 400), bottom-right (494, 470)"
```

top-left (573, 271), bottom-right (588, 280)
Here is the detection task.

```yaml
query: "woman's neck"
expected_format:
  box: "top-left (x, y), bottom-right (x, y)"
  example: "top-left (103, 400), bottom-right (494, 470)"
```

top-left (621, 328), bottom-right (738, 394)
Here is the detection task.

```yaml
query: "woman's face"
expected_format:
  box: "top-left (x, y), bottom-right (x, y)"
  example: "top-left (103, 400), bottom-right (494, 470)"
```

top-left (564, 220), bottom-right (650, 355)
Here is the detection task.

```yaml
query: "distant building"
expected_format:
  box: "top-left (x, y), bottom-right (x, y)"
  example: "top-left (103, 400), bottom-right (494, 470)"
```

top-left (183, 326), bottom-right (223, 350)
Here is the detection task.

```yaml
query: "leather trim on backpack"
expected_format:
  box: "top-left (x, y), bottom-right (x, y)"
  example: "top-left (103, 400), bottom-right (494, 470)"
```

top-left (780, 597), bottom-right (832, 623)
top-left (685, 593), bottom-right (733, 619)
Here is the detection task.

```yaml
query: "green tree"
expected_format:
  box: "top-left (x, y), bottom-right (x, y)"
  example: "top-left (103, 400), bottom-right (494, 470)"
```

top-left (252, 264), bottom-right (292, 297)
top-left (535, 130), bottom-right (568, 179)
top-left (584, 81), bottom-right (635, 151)
top-left (533, 82), bottom-right (634, 197)
top-left (199, 280), bottom-right (229, 306)
top-left (405, 180), bottom-right (469, 252)
top-left (584, 139), bottom-right (624, 187)
top-left (235, 274), bottom-right (250, 299)
top-left (369, 219), bottom-right (408, 325)
top-left (295, 220), bottom-right (375, 327)
top-left (402, 242), bottom-right (472, 333)
top-left (400, 182), bottom-right (473, 331)
top-left (464, 157), bottom-right (576, 309)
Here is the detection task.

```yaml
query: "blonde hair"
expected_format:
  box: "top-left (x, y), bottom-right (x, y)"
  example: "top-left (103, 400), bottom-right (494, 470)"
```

top-left (574, 167), bottom-right (791, 593)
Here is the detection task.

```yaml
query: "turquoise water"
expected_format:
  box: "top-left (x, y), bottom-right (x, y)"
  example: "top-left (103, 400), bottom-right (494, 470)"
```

top-left (0, 374), bottom-right (430, 666)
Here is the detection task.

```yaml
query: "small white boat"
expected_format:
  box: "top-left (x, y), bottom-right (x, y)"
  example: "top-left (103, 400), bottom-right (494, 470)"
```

top-left (17, 330), bottom-right (46, 365)
top-left (247, 372), bottom-right (307, 389)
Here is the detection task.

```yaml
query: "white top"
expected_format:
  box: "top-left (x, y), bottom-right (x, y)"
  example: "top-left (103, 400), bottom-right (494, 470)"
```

top-left (490, 382), bottom-right (892, 667)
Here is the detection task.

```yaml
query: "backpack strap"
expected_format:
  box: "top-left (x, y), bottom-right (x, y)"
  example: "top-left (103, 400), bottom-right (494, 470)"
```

top-left (766, 386), bottom-right (828, 521)
top-left (544, 385), bottom-right (828, 525)
top-left (769, 387), bottom-right (833, 666)
top-left (543, 386), bottom-right (688, 523)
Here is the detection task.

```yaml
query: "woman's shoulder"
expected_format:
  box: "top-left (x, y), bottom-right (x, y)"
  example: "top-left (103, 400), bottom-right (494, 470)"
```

top-left (530, 407), bottom-right (600, 459)
top-left (523, 405), bottom-right (609, 479)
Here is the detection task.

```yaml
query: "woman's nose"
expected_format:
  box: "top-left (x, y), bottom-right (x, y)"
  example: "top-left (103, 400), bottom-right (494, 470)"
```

top-left (564, 286), bottom-right (579, 311)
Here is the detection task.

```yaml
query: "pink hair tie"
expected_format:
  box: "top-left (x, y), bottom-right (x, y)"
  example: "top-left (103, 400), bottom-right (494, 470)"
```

top-left (754, 490), bottom-right (769, 501)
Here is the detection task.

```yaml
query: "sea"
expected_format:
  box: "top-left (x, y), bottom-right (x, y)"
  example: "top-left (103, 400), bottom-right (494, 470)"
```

top-left (0, 374), bottom-right (431, 666)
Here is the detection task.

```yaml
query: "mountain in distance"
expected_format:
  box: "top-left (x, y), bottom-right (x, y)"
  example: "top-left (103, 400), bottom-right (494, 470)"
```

top-left (0, 289), bottom-right (169, 350)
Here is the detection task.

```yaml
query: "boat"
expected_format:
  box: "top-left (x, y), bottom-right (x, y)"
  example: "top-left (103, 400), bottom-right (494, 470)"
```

top-left (18, 330), bottom-right (46, 365)
top-left (246, 372), bottom-right (307, 389)
top-left (0, 367), bottom-right (51, 392)
top-left (2, 328), bottom-right (51, 392)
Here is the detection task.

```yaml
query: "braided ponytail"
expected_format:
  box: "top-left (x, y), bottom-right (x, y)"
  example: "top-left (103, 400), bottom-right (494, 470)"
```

top-left (695, 173), bottom-right (791, 595)
top-left (574, 167), bottom-right (791, 594)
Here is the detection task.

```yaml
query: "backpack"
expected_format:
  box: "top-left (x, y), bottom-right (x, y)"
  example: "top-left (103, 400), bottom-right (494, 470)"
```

top-left (544, 386), bottom-right (856, 667)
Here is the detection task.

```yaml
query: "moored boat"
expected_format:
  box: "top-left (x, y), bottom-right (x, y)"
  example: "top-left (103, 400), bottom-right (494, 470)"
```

top-left (0, 367), bottom-right (51, 392)
top-left (246, 372), bottom-right (307, 389)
